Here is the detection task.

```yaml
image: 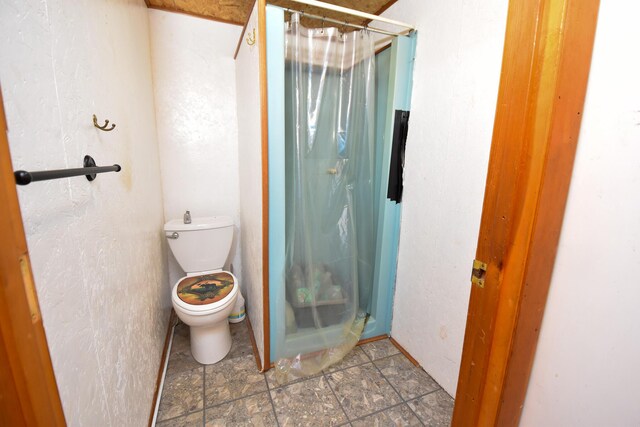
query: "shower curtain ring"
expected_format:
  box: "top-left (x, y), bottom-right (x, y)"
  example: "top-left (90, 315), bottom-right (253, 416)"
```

top-left (321, 17), bottom-right (325, 34)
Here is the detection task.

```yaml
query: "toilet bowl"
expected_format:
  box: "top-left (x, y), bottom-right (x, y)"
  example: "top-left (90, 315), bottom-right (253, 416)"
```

top-left (165, 216), bottom-right (240, 365)
top-left (172, 271), bottom-right (238, 364)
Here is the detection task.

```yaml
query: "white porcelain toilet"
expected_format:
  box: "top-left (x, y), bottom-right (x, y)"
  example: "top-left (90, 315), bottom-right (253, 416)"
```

top-left (164, 216), bottom-right (239, 364)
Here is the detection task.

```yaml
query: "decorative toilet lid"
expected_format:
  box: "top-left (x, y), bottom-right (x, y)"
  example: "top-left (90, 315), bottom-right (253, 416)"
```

top-left (176, 272), bottom-right (235, 306)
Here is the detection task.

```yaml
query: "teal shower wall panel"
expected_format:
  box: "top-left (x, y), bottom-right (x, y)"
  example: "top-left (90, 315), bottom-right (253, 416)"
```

top-left (363, 33), bottom-right (417, 339)
top-left (373, 48), bottom-right (391, 240)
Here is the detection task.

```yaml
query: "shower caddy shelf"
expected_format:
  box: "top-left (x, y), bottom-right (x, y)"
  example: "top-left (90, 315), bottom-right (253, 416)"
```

top-left (287, 284), bottom-right (348, 328)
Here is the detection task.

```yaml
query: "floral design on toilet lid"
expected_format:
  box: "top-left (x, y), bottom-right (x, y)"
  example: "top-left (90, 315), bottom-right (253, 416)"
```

top-left (176, 272), bottom-right (235, 305)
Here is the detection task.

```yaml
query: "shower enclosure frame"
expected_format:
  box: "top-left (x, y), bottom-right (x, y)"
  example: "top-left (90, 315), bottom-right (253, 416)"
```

top-left (265, 4), bottom-right (417, 362)
top-left (0, 0), bottom-right (600, 423)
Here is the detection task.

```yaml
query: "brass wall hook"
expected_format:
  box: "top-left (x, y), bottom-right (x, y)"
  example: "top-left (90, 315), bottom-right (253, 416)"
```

top-left (93, 114), bottom-right (116, 132)
top-left (246, 28), bottom-right (256, 46)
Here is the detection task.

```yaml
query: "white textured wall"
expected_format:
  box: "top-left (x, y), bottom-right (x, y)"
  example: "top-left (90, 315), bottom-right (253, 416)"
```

top-left (148, 10), bottom-right (242, 287)
top-left (0, 0), bottom-right (169, 425)
top-left (520, 2), bottom-right (640, 425)
top-left (236, 3), bottom-right (266, 365)
top-left (382, 0), bottom-right (509, 394)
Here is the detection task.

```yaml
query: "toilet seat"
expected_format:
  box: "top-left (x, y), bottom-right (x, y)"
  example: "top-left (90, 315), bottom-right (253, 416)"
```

top-left (172, 271), bottom-right (238, 314)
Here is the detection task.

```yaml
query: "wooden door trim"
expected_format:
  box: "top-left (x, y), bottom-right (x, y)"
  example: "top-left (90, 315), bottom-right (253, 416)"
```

top-left (0, 88), bottom-right (66, 425)
top-left (452, 0), bottom-right (600, 425)
top-left (258, 0), bottom-right (271, 372)
top-left (147, 310), bottom-right (176, 427)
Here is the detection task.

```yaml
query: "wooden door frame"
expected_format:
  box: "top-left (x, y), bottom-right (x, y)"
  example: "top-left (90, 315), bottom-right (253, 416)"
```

top-left (0, 88), bottom-right (66, 425)
top-left (452, 0), bottom-right (600, 425)
top-left (258, 0), bottom-right (271, 371)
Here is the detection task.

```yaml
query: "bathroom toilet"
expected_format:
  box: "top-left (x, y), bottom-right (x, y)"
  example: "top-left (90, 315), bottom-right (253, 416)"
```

top-left (164, 216), bottom-right (239, 364)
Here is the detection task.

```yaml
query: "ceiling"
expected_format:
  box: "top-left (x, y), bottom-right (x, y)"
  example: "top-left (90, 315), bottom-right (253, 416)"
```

top-left (145, 0), bottom-right (398, 28)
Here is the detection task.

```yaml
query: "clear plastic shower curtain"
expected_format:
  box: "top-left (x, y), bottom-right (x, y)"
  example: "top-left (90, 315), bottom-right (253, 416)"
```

top-left (275, 14), bottom-right (376, 382)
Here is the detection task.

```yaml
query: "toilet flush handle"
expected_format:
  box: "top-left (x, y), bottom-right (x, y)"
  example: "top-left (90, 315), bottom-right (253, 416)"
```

top-left (166, 232), bottom-right (179, 239)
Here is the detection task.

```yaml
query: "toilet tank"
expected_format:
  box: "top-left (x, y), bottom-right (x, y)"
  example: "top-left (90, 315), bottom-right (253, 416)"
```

top-left (164, 216), bottom-right (234, 274)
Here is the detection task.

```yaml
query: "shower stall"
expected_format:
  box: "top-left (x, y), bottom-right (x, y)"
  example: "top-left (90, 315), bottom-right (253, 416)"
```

top-left (265, 4), bottom-right (417, 374)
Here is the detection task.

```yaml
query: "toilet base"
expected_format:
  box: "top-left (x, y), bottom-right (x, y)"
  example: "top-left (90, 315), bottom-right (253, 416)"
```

top-left (189, 320), bottom-right (232, 364)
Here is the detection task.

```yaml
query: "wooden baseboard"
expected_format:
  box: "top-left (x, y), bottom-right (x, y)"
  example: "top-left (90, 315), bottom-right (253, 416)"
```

top-left (389, 337), bottom-right (420, 367)
top-left (245, 314), bottom-right (264, 372)
top-left (148, 309), bottom-right (176, 427)
top-left (356, 334), bottom-right (388, 346)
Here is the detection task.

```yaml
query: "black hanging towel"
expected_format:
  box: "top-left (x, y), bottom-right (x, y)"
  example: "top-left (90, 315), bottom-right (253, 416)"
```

top-left (387, 110), bottom-right (410, 203)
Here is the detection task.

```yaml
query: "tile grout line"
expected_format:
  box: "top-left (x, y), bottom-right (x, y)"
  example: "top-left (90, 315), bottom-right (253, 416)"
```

top-left (403, 388), bottom-right (444, 427)
top-left (360, 345), bottom-right (374, 363)
top-left (366, 340), bottom-right (450, 422)
top-left (201, 352), bottom-right (269, 421)
top-left (408, 387), bottom-right (444, 402)
top-left (347, 400), bottom-right (412, 425)
top-left (164, 364), bottom-right (203, 380)
top-left (162, 338), bottom-right (445, 425)
top-left (157, 409), bottom-right (203, 425)
top-left (264, 374), bottom-right (281, 427)
top-left (370, 352), bottom-right (441, 399)
top-left (266, 346), bottom-right (378, 393)
top-left (161, 373), bottom-right (290, 425)
top-left (323, 371), bottom-right (351, 424)
top-left (267, 373), bottom-right (323, 391)
top-left (203, 388), bottom-right (268, 412)
top-left (157, 381), bottom-right (210, 427)
top-left (369, 354), bottom-right (426, 426)
top-left (157, 323), bottom-right (261, 425)
top-left (322, 351), bottom-right (371, 375)
top-left (378, 348), bottom-right (452, 423)
top-left (323, 341), bottom-right (402, 423)
top-left (369, 355), bottom-right (402, 401)
top-left (371, 354), bottom-right (450, 426)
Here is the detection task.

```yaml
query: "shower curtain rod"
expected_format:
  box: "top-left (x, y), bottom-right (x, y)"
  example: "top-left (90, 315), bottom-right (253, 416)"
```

top-left (281, 7), bottom-right (409, 37)
top-left (285, 0), bottom-right (415, 31)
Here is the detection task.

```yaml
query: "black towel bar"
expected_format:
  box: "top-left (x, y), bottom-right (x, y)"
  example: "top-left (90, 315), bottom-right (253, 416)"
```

top-left (14, 155), bottom-right (121, 186)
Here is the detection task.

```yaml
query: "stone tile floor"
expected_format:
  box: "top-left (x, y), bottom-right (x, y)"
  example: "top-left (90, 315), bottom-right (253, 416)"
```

top-left (155, 320), bottom-right (454, 426)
